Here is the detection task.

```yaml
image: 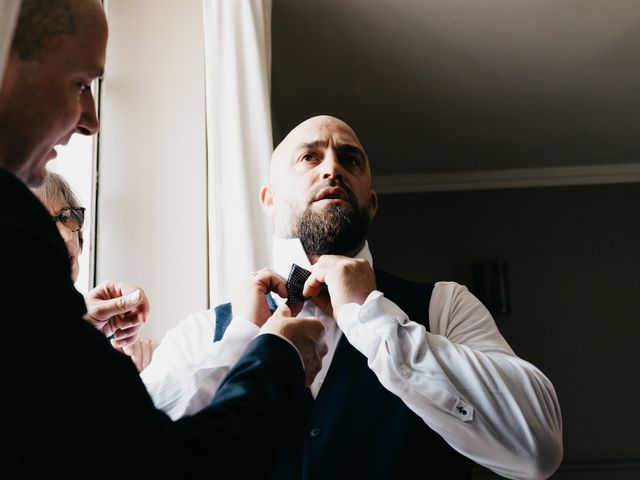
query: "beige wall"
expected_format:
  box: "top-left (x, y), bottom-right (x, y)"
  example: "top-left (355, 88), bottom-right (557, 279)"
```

top-left (98, 0), bottom-right (208, 341)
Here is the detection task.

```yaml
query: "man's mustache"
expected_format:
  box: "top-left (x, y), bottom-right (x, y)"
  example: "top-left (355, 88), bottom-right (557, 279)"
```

top-left (308, 179), bottom-right (358, 208)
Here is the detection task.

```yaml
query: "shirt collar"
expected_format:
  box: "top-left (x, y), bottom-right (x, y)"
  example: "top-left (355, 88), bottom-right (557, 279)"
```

top-left (272, 237), bottom-right (374, 279)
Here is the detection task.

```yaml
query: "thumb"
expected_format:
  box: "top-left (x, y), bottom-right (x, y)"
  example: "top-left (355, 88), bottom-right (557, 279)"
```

top-left (96, 289), bottom-right (142, 318)
top-left (274, 302), bottom-right (292, 318)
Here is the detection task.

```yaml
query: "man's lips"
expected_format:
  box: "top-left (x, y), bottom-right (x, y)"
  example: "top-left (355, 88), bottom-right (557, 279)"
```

top-left (314, 186), bottom-right (348, 202)
top-left (47, 137), bottom-right (71, 160)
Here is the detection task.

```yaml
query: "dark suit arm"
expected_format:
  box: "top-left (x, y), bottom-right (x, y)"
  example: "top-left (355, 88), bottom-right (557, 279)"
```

top-left (174, 334), bottom-right (306, 478)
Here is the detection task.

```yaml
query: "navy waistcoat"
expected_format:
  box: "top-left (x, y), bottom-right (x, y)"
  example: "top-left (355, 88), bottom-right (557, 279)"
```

top-left (213, 268), bottom-right (471, 479)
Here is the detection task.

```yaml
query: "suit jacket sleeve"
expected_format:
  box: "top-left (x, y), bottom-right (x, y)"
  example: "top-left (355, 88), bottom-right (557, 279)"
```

top-left (0, 167), bottom-right (306, 479)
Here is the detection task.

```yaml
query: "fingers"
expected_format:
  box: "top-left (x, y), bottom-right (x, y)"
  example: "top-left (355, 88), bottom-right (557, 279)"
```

top-left (232, 269), bottom-right (288, 327)
top-left (303, 255), bottom-right (376, 314)
top-left (303, 255), bottom-right (338, 298)
top-left (303, 273), bottom-right (326, 299)
top-left (264, 302), bottom-right (303, 326)
top-left (122, 338), bottom-right (157, 372)
top-left (122, 340), bottom-right (138, 357)
top-left (303, 255), bottom-right (345, 293)
top-left (87, 289), bottom-right (146, 322)
top-left (297, 317), bottom-right (327, 343)
top-left (85, 282), bottom-right (150, 325)
top-left (108, 289), bottom-right (142, 316)
top-left (310, 293), bottom-right (333, 317)
top-left (296, 320), bottom-right (328, 387)
top-left (110, 324), bottom-right (141, 347)
top-left (307, 340), bottom-right (329, 387)
top-left (115, 314), bottom-right (144, 331)
top-left (262, 309), bottom-right (328, 387)
top-left (252, 268), bottom-right (288, 299)
top-left (273, 302), bottom-right (292, 317)
top-left (305, 257), bottom-right (342, 298)
top-left (104, 311), bottom-right (145, 346)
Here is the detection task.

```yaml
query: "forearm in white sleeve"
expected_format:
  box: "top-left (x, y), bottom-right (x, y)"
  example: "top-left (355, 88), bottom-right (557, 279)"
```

top-left (141, 312), bottom-right (259, 420)
top-left (337, 282), bottom-right (563, 480)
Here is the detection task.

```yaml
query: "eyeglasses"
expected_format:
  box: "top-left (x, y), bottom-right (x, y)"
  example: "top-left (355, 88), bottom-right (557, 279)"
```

top-left (51, 207), bottom-right (86, 232)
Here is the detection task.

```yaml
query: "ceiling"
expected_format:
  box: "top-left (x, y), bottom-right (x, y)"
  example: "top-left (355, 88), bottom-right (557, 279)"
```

top-left (271, 0), bottom-right (640, 177)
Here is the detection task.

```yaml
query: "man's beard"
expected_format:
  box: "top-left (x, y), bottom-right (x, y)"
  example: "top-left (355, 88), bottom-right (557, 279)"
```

top-left (289, 184), bottom-right (372, 256)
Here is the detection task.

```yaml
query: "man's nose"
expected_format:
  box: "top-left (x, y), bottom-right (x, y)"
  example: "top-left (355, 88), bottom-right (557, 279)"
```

top-left (320, 150), bottom-right (344, 180)
top-left (76, 92), bottom-right (100, 136)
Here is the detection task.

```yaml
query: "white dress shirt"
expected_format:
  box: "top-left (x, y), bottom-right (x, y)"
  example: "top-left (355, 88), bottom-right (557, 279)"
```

top-left (142, 238), bottom-right (562, 479)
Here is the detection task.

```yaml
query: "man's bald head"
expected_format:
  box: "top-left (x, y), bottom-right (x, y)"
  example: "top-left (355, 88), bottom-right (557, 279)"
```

top-left (269, 115), bottom-right (368, 184)
top-left (11, 0), bottom-right (104, 60)
top-left (261, 115), bottom-right (377, 258)
top-left (0, 0), bottom-right (107, 186)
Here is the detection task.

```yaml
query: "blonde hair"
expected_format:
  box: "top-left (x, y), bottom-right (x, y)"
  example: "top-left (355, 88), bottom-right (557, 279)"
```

top-left (32, 171), bottom-right (85, 250)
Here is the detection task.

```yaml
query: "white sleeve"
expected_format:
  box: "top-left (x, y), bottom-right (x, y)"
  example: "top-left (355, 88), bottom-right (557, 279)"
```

top-left (337, 281), bottom-right (563, 480)
top-left (140, 310), bottom-right (259, 420)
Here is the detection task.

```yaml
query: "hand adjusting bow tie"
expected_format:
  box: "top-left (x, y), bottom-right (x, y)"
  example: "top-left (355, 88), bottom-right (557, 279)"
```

top-left (285, 263), bottom-right (331, 306)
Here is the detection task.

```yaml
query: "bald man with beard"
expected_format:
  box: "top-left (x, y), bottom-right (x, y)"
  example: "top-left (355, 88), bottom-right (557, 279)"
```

top-left (143, 115), bottom-right (563, 480)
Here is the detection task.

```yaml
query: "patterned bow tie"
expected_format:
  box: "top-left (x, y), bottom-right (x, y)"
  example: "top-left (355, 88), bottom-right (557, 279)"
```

top-left (285, 263), bottom-right (312, 306)
top-left (285, 263), bottom-right (330, 306)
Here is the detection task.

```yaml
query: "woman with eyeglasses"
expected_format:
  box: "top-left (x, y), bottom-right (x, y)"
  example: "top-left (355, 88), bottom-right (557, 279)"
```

top-left (32, 171), bottom-right (158, 371)
top-left (32, 171), bottom-right (85, 282)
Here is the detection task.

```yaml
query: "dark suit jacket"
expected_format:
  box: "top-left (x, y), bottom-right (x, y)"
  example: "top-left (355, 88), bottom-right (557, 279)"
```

top-left (0, 167), bottom-right (307, 479)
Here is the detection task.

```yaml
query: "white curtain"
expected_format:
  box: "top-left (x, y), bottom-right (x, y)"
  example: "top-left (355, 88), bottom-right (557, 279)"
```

top-left (98, 0), bottom-right (209, 340)
top-left (202, 0), bottom-right (274, 306)
top-left (0, 0), bottom-right (21, 86)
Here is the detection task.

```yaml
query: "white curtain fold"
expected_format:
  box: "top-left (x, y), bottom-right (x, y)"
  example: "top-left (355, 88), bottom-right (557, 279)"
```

top-left (0, 0), bottom-right (21, 86)
top-left (202, 0), bottom-right (274, 306)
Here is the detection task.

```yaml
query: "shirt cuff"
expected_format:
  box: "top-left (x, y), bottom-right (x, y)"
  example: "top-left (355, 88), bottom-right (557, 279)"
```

top-left (226, 315), bottom-right (261, 337)
top-left (337, 290), bottom-right (407, 354)
top-left (207, 315), bottom-right (261, 363)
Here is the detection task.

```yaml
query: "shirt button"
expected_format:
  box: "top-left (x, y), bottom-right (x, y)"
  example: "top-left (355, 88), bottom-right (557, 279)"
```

top-left (309, 427), bottom-right (322, 438)
top-left (399, 365), bottom-right (411, 378)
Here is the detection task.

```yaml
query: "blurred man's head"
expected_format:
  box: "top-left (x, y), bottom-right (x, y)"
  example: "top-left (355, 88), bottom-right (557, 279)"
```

top-left (0, 0), bottom-right (107, 187)
top-left (260, 115), bottom-right (378, 258)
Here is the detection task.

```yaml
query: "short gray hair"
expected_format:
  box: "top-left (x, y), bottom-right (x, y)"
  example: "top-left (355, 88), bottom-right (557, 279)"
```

top-left (32, 171), bottom-right (85, 250)
top-left (11, 0), bottom-right (76, 60)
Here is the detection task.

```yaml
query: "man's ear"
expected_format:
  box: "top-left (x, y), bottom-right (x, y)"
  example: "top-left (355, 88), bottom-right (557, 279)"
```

top-left (369, 190), bottom-right (379, 220)
top-left (259, 184), bottom-right (275, 213)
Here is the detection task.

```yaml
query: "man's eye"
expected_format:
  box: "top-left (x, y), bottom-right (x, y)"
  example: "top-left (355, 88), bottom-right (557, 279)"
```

top-left (301, 153), bottom-right (316, 162)
top-left (76, 81), bottom-right (92, 93)
top-left (344, 156), bottom-right (361, 167)
top-left (59, 212), bottom-right (72, 223)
